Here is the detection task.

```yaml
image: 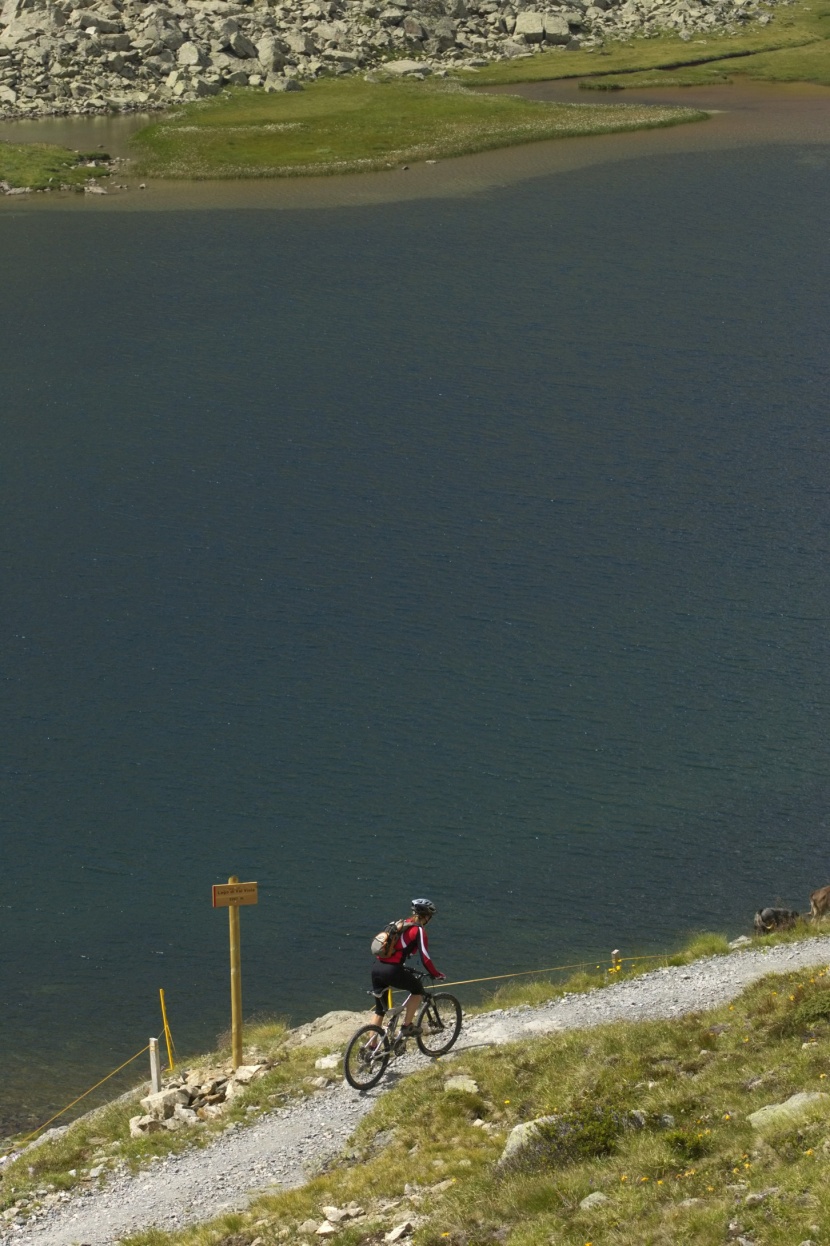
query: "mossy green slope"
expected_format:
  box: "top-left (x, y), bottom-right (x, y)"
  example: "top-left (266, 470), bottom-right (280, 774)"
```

top-left (116, 962), bottom-right (830, 1246)
top-left (128, 78), bottom-right (704, 179)
top-left (0, 141), bottom-right (111, 191)
top-left (470, 0), bottom-right (830, 86)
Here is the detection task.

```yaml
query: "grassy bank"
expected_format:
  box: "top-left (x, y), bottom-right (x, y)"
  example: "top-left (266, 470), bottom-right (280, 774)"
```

top-left (127, 78), bottom-right (704, 179)
top-left (0, 1023), bottom-right (332, 1217)
top-left (3, 925), bottom-right (825, 1228)
top-left (0, 141), bottom-right (113, 191)
top-left (111, 958), bottom-right (830, 1246)
top-left (471, 0), bottom-right (830, 87)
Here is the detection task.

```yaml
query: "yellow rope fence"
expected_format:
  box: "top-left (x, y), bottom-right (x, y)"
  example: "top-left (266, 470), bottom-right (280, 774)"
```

top-left (11, 1043), bottom-right (153, 1152)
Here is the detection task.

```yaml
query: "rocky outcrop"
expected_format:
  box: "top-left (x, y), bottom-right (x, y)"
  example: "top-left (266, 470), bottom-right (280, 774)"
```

top-left (747, 1090), bottom-right (830, 1131)
top-left (0, 0), bottom-right (787, 122)
top-left (128, 1061), bottom-right (271, 1137)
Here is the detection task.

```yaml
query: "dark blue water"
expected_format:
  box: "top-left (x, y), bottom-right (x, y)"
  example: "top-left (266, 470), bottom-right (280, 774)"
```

top-left (1, 141), bottom-right (829, 1135)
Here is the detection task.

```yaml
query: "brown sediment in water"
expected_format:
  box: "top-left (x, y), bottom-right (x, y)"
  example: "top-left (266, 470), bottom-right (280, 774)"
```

top-left (0, 81), bottom-right (827, 213)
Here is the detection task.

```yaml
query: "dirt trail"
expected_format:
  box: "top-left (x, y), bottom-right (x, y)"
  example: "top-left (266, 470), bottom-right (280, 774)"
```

top-left (10, 937), bottom-right (830, 1246)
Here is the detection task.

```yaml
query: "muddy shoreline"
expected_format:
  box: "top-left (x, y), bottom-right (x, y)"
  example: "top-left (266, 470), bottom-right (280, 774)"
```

top-left (0, 79), bottom-right (828, 211)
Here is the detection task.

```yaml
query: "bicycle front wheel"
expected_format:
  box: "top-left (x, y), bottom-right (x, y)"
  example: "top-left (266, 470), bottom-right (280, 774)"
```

top-left (416, 993), bottom-right (462, 1056)
top-left (344, 1024), bottom-right (390, 1090)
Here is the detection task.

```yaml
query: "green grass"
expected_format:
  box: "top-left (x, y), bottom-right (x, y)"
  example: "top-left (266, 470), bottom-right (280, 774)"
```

top-left (118, 961), bottom-right (830, 1246)
top-left (0, 141), bottom-right (112, 190)
top-left (0, 1020), bottom-right (330, 1214)
top-left (128, 77), bottom-right (705, 179)
top-left (470, 0), bottom-right (830, 85)
top-left (5, 923), bottom-right (829, 1231)
top-left (580, 36), bottom-right (830, 87)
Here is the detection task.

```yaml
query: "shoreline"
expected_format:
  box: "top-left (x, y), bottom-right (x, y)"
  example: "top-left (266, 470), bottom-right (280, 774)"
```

top-left (0, 79), bottom-right (828, 211)
top-left (5, 933), bottom-right (830, 1245)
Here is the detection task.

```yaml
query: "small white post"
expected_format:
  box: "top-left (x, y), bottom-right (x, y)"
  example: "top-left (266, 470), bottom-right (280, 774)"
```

top-left (149, 1037), bottom-right (162, 1093)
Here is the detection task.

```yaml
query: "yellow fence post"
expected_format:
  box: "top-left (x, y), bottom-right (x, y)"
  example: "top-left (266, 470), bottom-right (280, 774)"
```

top-left (159, 988), bottom-right (175, 1072)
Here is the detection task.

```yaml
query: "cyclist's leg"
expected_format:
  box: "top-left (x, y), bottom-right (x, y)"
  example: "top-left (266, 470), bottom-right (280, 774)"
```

top-left (396, 967), bottom-right (424, 1029)
top-left (370, 963), bottom-right (396, 1029)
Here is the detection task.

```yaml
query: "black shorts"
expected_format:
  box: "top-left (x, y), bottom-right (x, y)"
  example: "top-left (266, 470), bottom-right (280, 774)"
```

top-left (371, 962), bottom-right (423, 1015)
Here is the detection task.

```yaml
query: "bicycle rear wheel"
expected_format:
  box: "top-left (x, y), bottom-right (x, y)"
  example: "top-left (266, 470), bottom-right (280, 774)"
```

top-left (344, 1024), bottom-right (390, 1090)
top-left (416, 994), bottom-right (462, 1056)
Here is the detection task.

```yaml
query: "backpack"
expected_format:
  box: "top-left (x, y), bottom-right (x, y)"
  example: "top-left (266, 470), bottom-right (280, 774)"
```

top-left (370, 917), bottom-right (416, 958)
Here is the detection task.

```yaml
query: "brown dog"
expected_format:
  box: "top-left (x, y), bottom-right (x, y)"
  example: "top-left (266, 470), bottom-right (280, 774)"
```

top-left (810, 885), bottom-right (830, 922)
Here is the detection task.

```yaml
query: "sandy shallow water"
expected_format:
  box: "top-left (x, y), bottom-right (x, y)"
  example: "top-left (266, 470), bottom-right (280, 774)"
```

top-left (0, 80), bottom-right (828, 212)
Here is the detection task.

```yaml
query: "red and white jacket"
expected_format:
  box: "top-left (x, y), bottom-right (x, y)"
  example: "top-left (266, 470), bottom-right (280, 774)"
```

top-left (377, 920), bottom-right (441, 978)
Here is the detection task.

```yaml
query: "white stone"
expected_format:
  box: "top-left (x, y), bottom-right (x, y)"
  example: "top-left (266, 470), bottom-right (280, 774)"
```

top-left (499, 1115), bottom-right (558, 1164)
top-left (543, 13), bottom-right (571, 42)
top-left (128, 1114), bottom-right (164, 1138)
top-left (315, 1054), bottom-right (342, 1070)
top-left (579, 1191), bottom-right (609, 1209)
top-left (444, 1075), bottom-right (479, 1093)
top-left (513, 11), bottom-right (545, 41)
top-left (177, 41), bottom-right (205, 66)
top-left (383, 58), bottom-right (430, 75)
top-left (264, 74), bottom-right (303, 91)
top-left (139, 1088), bottom-right (190, 1119)
top-left (385, 1223), bottom-right (414, 1242)
top-left (233, 1064), bottom-right (267, 1084)
top-left (748, 1092), bottom-right (830, 1130)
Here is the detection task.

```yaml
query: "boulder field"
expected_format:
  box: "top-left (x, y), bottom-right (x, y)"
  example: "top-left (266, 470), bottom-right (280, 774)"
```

top-left (0, 0), bottom-right (785, 121)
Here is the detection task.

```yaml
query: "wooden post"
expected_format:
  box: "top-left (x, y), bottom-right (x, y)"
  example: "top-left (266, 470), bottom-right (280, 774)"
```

top-left (149, 1037), bottom-right (162, 1093)
top-left (228, 874), bottom-right (243, 1070)
top-left (211, 875), bottom-right (257, 1072)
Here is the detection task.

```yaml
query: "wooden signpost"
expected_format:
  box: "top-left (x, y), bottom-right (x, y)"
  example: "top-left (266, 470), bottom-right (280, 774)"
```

top-left (212, 875), bottom-right (259, 1069)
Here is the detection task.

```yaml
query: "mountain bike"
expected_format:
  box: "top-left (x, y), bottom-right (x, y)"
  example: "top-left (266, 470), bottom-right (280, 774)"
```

top-left (343, 971), bottom-right (462, 1091)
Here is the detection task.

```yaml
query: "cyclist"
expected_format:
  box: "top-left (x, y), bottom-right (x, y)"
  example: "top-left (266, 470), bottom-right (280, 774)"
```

top-left (371, 898), bottom-right (445, 1037)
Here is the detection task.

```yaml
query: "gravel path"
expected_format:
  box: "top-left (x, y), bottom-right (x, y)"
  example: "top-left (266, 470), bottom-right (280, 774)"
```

top-left (11, 937), bottom-right (830, 1246)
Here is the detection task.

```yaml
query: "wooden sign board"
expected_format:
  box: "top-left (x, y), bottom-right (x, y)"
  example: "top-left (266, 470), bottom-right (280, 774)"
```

top-left (212, 881), bottom-right (258, 908)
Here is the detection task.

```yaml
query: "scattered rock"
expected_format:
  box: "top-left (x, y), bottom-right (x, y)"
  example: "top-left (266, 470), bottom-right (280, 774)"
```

top-left (0, 0), bottom-right (792, 122)
top-left (444, 1075), bottom-right (479, 1093)
top-left (744, 1187), bottom-right (778, 1206)
top-left (579, 1191), bottom-right (609, 1209)
top-left (385, 1223), bottom-right (414, 1242)
top-left (747, 1092), bottom-right (830, 1130)
top-left (287, 1011), bottom-right (367, 1050)
top-left (382, 59), bottom-right (431, 76)
top-left (499, 1116), bottom-right (558, 1164)
top-left (128, 1114), bottom-right (164, 1138)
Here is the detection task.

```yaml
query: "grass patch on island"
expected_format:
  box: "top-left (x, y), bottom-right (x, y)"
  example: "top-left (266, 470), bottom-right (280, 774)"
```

top-left (0, 140), bottom-right (111, 190)
top-left (118, 962), bottom-right (830, 1246)
top-left (128, 77), bottom-right (705, 179)
top-left (471, 0), bottom-right (830, 86)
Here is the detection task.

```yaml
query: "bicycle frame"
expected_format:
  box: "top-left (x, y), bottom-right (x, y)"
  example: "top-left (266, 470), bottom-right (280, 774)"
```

top-left (377, 973), bottom-right (436, 1039)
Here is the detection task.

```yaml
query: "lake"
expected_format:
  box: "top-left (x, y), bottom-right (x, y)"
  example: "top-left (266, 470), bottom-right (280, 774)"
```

top-left (1, 85), bottom-right (829, 1136)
